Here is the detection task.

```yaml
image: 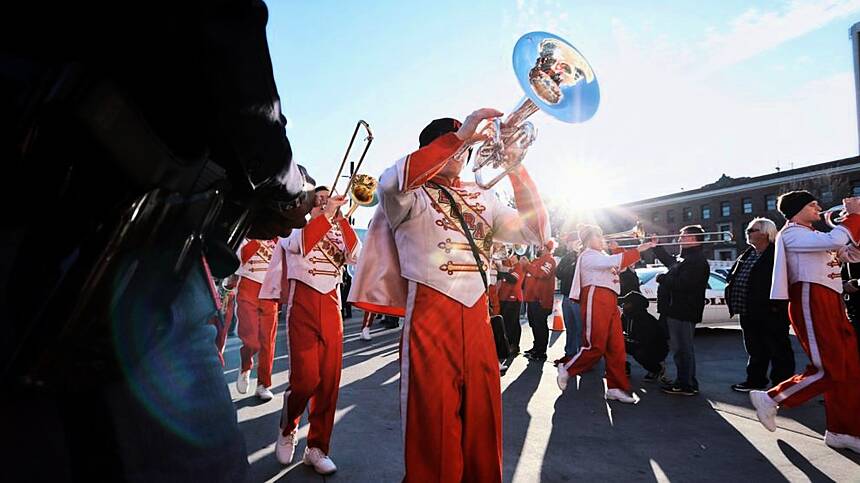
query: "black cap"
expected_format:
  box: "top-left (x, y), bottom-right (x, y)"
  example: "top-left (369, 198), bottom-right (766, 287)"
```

top-left (777, 190), bottom-right (816, 220)
top-left (419, 118), bottom-right (462, 147)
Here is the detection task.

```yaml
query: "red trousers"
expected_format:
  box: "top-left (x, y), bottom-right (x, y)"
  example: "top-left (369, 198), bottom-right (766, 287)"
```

top-left (768, 282), bottom-right (860, 436)
top-left (401, 282), bottom-right (502, 482)
top-left (562, 286), bottom-right (630, 392)
top-left (280, 281), bottom-right (343, 454)
top-left (237, 278), bottom-right (278, 387)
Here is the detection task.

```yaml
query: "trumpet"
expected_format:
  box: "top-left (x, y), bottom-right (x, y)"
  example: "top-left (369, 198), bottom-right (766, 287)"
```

top-left (467, 32), bottom-right (600, 189)
top-left (822, 204), bottom-right (846, 228)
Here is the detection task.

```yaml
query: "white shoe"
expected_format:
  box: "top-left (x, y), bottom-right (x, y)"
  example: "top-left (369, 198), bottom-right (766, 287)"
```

top-left (499, 361), bottom-right (508, 371)
top-left (275, 429), bottom-right (297, 465)
top-left (237, 370), bottom-right (250, 394)
top-left (825, 431), bottom-right (860, 454)
top-left (557, 364), bottom-right (570, 391)
top-left (303, 447), bottom-right (337, 475)
top-left (606, 388), bottom-right (640, 404)
top-left (256, 384), bottom-right (274, 401)
top-left (750, 390), bottom-right (778, 432)
top-left (360, 327), bottom-right (372, 341)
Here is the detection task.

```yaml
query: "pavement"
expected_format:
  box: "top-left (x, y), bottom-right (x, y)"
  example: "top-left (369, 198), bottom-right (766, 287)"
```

top-left (223, 313), bottom-right (860, 482)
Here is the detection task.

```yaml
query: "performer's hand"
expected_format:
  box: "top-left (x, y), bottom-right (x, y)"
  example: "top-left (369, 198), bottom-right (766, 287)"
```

top-left (844, 196), bottom-right (860, 215)
top-left (637, 241), bottom-right (656, 252)
top-left (456, 108), bottom-right (504, 144)
top-left (324, 194), bottom-right (348, 219)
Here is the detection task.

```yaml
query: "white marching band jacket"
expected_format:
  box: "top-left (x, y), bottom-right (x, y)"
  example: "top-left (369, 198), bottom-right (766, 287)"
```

top-left (348, 132), bottom-right (550, 312)
top-left (285, 215), bottom-right (361, 295)
top-left (771, 215), bottom-right (860, 299)
top-left (369, 157), bottom-right (548, 308)
top-left (236, 239), bottom-right (276, 284)
top-left (569, 247), bottom-right (639, 301)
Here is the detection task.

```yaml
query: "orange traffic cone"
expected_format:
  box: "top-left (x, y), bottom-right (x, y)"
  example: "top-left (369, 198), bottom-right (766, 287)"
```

top-left (550, 297), bottom-right (565, 332)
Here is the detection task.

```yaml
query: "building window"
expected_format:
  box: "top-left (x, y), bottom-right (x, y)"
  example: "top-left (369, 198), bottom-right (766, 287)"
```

top-left (651, 212), bottom-right (660, 223)
top-left (701, 205), bottom-right (711, 220)
top-left (820, 188), bottom-right (833, 203)
top-left (716, 222), bottom-right (732, 242)
top-left (853, 182), bottom-right (860, 197)
top-left (742, 197), bottom-right (753, 214)
top-left (683, 207), bottom-right (693, 221)
top-left (666, 209), bottom-right (676, 223)
top-left (721, 201), bottom-right (731, 217)
top-left (765, 194), bottom-right (776, 211)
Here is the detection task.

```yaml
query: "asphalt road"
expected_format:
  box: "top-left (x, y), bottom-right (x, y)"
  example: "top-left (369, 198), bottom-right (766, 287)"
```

top-left (223, 311), bottom-right (860, 482)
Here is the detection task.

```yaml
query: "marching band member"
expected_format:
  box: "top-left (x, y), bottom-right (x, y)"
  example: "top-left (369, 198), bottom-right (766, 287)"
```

top-left (235, 237), bottom-right (279, 401)
top-left (750, 191), bottom-right (860, 454)
top-left (524, 239), bottom-right (558, 362)
top-left (498, 252), bottom-right (526, 354)
top-left (349, 108), bottom-right (549, 482)
top-left (557, 225), bottom-right (653, 403)
top-left (275, 187), bottom-right (361, 474)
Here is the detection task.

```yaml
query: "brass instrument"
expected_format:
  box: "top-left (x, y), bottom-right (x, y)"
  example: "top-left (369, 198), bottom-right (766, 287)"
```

top-left (822, 204), bottom-right (846, 228)
top-left (331, 120), bottom-right (374, 198)
top-left (468, 32), bottom-right (600, 189)
top-left (614, 231), bottom-right (735, 247)
top-left (330, 120), bottom-right (375, 218)
top-left (343, 173), bottom-right (379, 219)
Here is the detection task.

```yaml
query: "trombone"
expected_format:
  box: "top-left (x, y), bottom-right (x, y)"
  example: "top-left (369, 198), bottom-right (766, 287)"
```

top-left (330, 120), bottom-right (377, 218)
top-left (613, 231), bottom-right (735, 247)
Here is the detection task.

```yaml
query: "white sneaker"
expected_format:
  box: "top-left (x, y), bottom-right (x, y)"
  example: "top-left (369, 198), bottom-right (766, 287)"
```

top-left (750, 390), bottom-right (778, 432)
top-left (360, 327), bottom-right (372, 341)
top-left (557, 364), bottom-right (570, 391)
top-left (303, 447), bottom-right (337, 475)
top-left (275, 429), bottom-right (297, 465)
top-left (256, 384), bottom-right (274, 401)
top-left (606, 388), bottom-right (640, 404)
top-left (237, 370), bottom-right (250, 394)
top-left (825, 431), bottom-right (860, 454)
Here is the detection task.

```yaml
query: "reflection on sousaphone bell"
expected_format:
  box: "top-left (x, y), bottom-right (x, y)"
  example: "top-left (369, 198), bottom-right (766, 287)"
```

top-left (467, 31), bottom-right (600, 189)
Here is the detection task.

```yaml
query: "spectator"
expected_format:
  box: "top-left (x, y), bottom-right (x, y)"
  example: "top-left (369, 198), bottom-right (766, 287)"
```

top-left (651, 225), bottom-right (710, 396)
top-left (841, 261), bottom-right (860, 352)
top-left (725, 218), bottom-right (795, 392)
top-left (620, 291), bottom-right (669, 382)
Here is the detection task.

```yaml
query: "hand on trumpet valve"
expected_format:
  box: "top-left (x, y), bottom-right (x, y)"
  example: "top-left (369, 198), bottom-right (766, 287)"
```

top-left (324, 194), bottom-right (349, 220)
top-left (456, 108), bottom-right (504, 143)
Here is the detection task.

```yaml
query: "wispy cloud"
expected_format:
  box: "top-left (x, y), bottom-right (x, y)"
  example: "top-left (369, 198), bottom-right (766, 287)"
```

top-left (700, 0), bottom-right (860, 73)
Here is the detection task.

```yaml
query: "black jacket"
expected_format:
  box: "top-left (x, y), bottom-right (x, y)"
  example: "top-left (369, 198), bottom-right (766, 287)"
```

top-left (556, 251), bottom-right (578, 297)
top-left (652, 245), bottom-right (710, 324)
top-left (725, 244), bottom-right (788, 320)
top-left (621, 292), bottom-right (668, 350)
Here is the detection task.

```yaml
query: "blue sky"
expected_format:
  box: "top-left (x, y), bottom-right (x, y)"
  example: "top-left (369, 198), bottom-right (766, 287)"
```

top-left (265, 1), bottom-right (860, 225)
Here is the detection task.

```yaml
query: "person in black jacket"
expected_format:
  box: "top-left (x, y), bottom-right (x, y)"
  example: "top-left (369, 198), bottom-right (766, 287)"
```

top-left (725, 218), bottom-right (795, 392)
top-left (842, 262), bottom-right (860, 352)
top-left (554, 236), bottom-right (583, 360)
top-left (1, 2), bottom-right (313, 480)
top-left (621, 291), bottom-right (669, 382)
top-left (651, 225), bottom-right (710, 396)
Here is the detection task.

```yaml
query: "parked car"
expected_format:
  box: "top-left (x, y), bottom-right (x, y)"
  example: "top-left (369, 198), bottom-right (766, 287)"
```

top-left (635, 266), bottom-right (733, 328)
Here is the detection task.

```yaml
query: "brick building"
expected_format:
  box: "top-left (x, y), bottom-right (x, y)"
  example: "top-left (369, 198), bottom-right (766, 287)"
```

top-left (602, 156), bottom-right (860, 261)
